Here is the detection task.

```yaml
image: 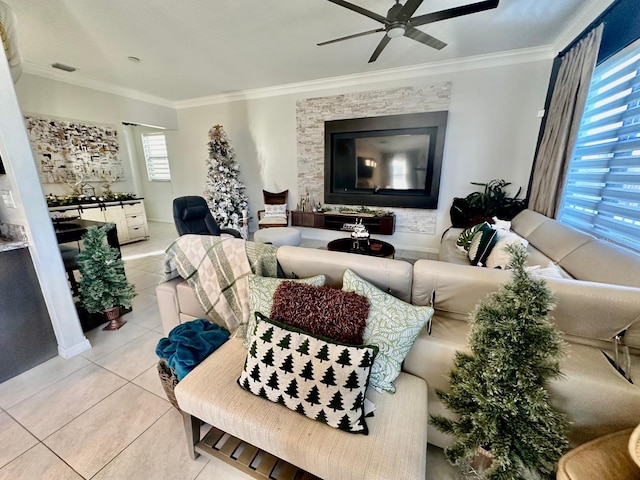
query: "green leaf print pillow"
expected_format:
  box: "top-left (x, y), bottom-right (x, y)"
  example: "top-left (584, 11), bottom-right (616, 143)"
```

top-left (342, 269), bottom-right (434, 393)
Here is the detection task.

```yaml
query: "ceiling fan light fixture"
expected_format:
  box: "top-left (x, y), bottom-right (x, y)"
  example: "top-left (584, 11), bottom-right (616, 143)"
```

top-left (386, 24), bottom-right (405, 38)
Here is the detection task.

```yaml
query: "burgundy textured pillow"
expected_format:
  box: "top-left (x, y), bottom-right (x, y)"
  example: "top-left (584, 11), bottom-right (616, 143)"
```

top-left (270, 282), bottom-right (369, 345)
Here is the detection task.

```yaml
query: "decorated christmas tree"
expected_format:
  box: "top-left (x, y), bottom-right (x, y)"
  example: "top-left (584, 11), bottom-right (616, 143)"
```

top-left (431, 244), bottom-right (568, 480)
top-left (77, 225), bottom-right (135, 330)
top-left (203, 124), bottom-right (249, 233)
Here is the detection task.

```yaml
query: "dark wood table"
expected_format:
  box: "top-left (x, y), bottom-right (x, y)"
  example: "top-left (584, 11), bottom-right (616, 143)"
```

top-left (54, 219), bottom-right (120, 253)
top-left (327, 237), bottom-right (395, 258)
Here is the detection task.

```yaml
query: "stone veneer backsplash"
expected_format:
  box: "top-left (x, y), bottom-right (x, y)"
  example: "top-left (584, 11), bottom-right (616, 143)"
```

top-left (296, 83), bottom-right (451, 235)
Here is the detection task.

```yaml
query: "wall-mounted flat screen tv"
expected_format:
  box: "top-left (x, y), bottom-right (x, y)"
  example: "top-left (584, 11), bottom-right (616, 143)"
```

top-left (324, 111), bottom-right (448, 209)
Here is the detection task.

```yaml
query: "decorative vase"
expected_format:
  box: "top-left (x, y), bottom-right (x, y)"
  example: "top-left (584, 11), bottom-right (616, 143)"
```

top-left (460, 447), bottom-right (493, 479)
top-left (102, 306), bottom-right (126, 331)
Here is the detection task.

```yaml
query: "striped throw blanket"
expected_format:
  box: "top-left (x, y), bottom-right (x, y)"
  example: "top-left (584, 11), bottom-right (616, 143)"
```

top-left (164, 235), bottom-right (278, 333)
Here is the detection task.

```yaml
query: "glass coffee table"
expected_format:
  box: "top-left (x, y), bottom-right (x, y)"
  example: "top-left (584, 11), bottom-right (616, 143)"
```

top-left (327, 238), bottom-right (395, 259)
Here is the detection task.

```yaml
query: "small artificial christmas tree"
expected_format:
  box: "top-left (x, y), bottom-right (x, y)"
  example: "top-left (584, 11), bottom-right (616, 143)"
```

top-left (203, 125), bottom-right (249, 234)
top-left (431, 244), bottom-right (568, 480)
top-left (77, 225), bottom-right (135, 330)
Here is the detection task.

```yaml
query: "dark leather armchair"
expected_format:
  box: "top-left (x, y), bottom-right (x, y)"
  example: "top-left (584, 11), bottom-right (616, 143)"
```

top-left (173, 196), bottom-right (242, 238)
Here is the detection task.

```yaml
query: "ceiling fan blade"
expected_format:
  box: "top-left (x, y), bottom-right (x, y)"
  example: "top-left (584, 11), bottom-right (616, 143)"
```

top-left (409, 0), bottom-right (499, 27)
top-left (318, 27), bottom-right (385, 46)
top-left (368, 35), bottom-right (391, 63)
top-left (404, 26), bottom-right (447, 50)
top-left (326, 0), bottom-right (388, 24)
top-left (395, 0), bottom-right (424, 22)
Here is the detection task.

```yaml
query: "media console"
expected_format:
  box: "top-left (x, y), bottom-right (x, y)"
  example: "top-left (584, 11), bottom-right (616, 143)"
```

top-left (291, 211), bottom-right (395, 235)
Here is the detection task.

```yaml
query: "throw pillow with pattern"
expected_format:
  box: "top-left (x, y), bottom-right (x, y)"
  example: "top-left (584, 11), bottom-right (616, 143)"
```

top-left (342, 269), bottom-right (434, 393)
top-left (238, 313), bottom-right (377, 434)
top-left (468, 225), bottom-right (499, 266)
top-left (456, 222), bottom-right (488, 252)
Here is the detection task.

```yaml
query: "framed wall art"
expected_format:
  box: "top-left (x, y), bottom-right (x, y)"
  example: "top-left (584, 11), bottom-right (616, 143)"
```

top-left (24, 115), bottom-right (123, 184)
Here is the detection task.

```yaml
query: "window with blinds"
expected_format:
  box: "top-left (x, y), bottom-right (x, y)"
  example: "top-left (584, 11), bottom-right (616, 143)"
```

top-left (141, 133), bottom-right (171, 181)
top-left (558, 38), bottom-right (640, 253)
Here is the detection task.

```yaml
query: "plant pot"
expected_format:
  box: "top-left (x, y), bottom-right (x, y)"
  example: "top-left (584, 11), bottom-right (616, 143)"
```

top-left (460, 447), bottom-right (493, 479)
top-left (102, 306), bottom-right (126, 331)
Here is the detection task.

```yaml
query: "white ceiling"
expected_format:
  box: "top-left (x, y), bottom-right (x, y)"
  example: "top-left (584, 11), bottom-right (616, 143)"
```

top-left (7, 0), bottom-right (611, 103)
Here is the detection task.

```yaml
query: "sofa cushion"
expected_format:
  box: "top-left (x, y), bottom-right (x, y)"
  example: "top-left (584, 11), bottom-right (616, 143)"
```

top-left (342, 269), bottom-right (434, 393)
top-left (270, 282), bottom-right (369, 344)
top-left (175, 337), bottom-right (428, 480)
top-left (485, 230), bottom-right (529, 269)
top-left (238, 314), bottom-right (377, 434)
top-left (468, 225), bottom-right (498, 266)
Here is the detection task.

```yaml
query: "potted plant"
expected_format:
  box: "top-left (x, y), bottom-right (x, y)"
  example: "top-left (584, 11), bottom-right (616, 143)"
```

top-left (76, 225), bottom-right (135, 330)
top-left (450, 179), bottom-right (526, 228)
top-left (431, 244), bottom-right (568, 479)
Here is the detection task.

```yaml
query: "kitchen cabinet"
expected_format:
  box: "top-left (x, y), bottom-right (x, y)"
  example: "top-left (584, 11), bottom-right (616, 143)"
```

top-left (50, 199), bottom-right (149, 245)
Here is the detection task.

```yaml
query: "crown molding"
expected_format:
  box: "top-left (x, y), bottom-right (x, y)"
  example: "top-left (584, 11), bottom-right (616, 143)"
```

top-left (21, 62), bottom-right (175, 109)
top-left (22, 45), bottom-right (556, 111)
top-left (175, 46), bottom-right (555, 109)
top-left (551, 0), bottom-right (615, 54)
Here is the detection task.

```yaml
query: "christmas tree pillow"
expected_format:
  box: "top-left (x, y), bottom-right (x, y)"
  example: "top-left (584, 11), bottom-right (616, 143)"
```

top-left (238, 313), bottom-right (378, 434)
top-left (270, 282), bottom-right (369, 345)
top-left (240, 274), bottom-right (326, 347)
top-left (342, 269), bottom-right (434, 393)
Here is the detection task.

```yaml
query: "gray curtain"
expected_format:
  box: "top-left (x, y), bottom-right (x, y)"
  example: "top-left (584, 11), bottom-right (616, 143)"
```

top-left (529, 24), bottom-right (604, 218)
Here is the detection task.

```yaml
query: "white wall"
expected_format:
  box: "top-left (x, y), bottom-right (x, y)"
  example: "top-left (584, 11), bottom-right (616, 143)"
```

top-left (173, 55), bottom-right (553, 252)
top-left (15, 74), bottom-right (178, 199)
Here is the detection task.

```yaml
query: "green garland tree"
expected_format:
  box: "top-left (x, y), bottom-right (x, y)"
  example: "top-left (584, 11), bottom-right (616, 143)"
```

top-left (203, 124), bottom-right (249, 233)
top-left (77, 225), bottom-right (135, 329)
top-left (431, 244), bottom-right (568, 480)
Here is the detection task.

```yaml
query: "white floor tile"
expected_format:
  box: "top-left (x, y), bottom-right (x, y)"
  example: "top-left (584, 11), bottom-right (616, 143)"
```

top-left (131, 365), bottom-right (167, 400)
top-left (0, 443), bottom-right (82, 480)
top-left (0, 355), bottom-right (90, 409)
top-left (44, 383), bottom-right (170, 479)
top-left (131, 271), bottom-right (163, 291)
top-left (0, 412), bottom-right (38, 469)
top-left (81, 322), bottom-right (149, 361)
top-left (93, 330), bottom-right (163, 381)
top-left (92, 409), bottom-right (208, 480)
top-left (7, 364), bottom-right (126, 440)
top-left (122, 302), bottom-right (162, 330)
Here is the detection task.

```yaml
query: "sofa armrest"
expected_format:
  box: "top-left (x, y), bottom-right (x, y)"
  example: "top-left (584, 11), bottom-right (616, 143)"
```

top-left (156, 278), bottom-right (185, 334)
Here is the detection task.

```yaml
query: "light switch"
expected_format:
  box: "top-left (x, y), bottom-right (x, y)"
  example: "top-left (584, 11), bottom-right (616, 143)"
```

top-left (1, 190), bottom-right (16, 208)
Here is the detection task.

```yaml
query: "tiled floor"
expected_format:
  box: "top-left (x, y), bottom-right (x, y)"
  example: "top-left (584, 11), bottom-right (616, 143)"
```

top-left (0, 222), bottom-right (457, 480)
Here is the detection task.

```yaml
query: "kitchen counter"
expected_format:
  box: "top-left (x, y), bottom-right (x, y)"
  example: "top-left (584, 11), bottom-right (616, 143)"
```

top-left (0, 223), bottom-right (28, 252)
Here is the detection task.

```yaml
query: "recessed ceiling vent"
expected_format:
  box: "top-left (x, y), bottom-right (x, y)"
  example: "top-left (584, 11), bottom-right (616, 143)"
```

top-left (51, 62), bottom-right (76, 72)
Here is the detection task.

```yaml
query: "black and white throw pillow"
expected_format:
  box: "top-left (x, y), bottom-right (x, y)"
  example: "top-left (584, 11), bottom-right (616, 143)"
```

top-left (238, 313), bottom-right (377, 434)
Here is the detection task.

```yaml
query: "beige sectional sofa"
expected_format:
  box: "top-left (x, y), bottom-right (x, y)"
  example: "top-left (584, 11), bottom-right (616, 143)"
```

top-left (440, 209), bottom-right (640, 288)
top-left (157, 215), bottom-right (640, 476)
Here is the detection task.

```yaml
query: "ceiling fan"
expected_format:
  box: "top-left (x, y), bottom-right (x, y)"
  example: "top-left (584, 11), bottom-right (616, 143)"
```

top-left (318, 0), bottom-right (499, 63)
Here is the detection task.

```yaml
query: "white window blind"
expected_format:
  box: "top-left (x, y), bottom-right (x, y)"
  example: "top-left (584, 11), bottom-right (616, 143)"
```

top-left (558, 38), bottom-right (640, 253)
top-left (141, 133), bottom-right (171, 181)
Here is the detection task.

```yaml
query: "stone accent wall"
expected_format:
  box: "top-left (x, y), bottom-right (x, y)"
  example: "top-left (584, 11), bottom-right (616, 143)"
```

top-left (296, 83), bottom-right (451, 234)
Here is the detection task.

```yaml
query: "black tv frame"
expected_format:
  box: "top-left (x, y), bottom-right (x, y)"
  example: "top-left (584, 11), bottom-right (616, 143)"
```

top-left (324, 111), bottom-right (448, 209)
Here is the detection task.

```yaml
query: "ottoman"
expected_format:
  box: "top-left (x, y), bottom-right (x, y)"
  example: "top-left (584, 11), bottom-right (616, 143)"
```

top-left (253, 227), bottom-right (301, 247)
